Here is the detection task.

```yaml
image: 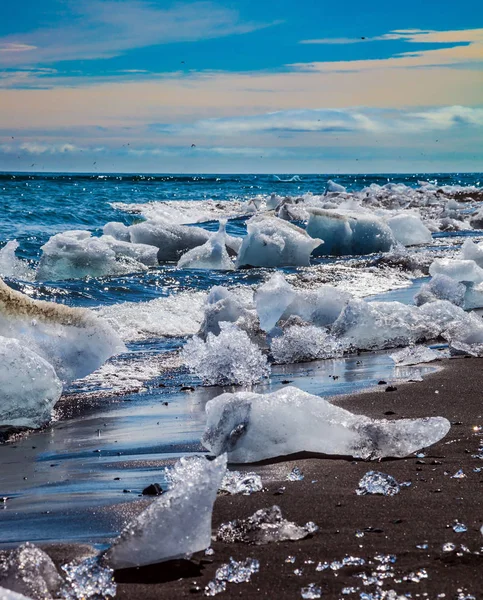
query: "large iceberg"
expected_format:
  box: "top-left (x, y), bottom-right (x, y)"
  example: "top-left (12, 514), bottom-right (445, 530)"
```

top-left (0, 278), bottom-right (125, 382)
top-left (104, 455), bottom-right (227, 570)
top-left (236, 215), bottom-right (322, 268)
top-left (306, 208), bottom-right (395, 256)
top-left (385, 214), bottom-right (432, 246)
top-left (182, 323), bottom-right (270, 386)
top-left (202, 387), bottom-right (450, 462)
top-left (177, 220), bottom-right (235, 271)
top-left (36, 231), bottom-right (158, 280)
top-left (0, 337), bottom-right (62, 428)
top-left (128, 220), bottom-right (210, 261)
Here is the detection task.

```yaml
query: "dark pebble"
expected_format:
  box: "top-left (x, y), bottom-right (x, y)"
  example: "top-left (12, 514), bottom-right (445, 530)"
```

top-left (378, 380), bottom-right (387, 385)
top-left (181, 386), bottom-right (195, 392)
top-left (385, 386), bottom-right (397, 392)
top-left (384, 410), bottom-right (396, 415)
top-left (142, 483), bottom-right (164, 496)
top-left (281, 380), bottom-right (293, 384)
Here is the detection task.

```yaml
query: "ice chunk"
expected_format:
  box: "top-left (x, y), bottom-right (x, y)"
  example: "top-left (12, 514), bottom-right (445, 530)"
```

top-left (326, 180), bottom-right (346, 194)
top-left (414, 274), bottom-right (465, 307)
top-left (306, 208), bottom-right (395, 256)
top-left (177, 220), bottom-right (234, 271)
top-left (0, 337), bottom-right (62, 428)
top-left (390, 345), bottom-right (442, 367)
top-left (102, 221), bottom-right (131, 242)
top-left (202, 387), bottom-right (450, 462)
top-left (214, 557), bottom-right (259, 584)
top-left (356, 471), bottom-right (400, 496)
top-left (301, 583), bottom-right (322, 599)
top-left (200, 286), bottom-right (256, 338)
top-left (461, 239), bottom-right (483, 268)
top-left (386, 214), bottom-right (432, 246)
top-left (236, 216), bottom-right (322, 268)
top-left (0, 279), bottom-right (125, 382)
top-left (443, 311), bottom-right (483, 356)
top-left (104, 455), bottom-right (227, 570)
top-left (36, 230), bottom-right (158, 280)
top-left (0, 241), bottom-right (34, 282)
top-left (0, 543), bottom-right (62, 600)
top-left (470, 207), bottom-right (483, 229)
top-left (429, 258), bottom-right (483, 283)
top-left (0, 588), bottom-right (32, 600)
top-left (271, 325), bottom-right (343, 364)
top-left (129, 220), bottom-right (210, 261)
top-left (255, 273), bottom-right (296, 332)
top-left (219, 471), bottom-right (263, 495)
top-left (60, 557), bottom-right (116, 600)
top-left (182, 323), bottom-right (270, 386)
top-left (216, 506), bottom-right (317, 544)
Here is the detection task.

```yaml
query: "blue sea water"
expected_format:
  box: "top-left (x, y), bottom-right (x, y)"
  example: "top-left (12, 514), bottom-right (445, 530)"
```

top-left (0, 171), bottom-right (481, 546)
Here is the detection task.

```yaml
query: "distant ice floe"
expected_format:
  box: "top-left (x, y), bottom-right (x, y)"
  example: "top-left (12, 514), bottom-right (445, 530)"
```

top-left (202, 386), bottom-right (450, 462)
top-left (104, 454), bottom-right (227, 570)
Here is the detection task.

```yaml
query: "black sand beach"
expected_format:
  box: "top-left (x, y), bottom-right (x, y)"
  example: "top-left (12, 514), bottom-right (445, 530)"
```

top-left (34, 356), bottom-right (483, 599)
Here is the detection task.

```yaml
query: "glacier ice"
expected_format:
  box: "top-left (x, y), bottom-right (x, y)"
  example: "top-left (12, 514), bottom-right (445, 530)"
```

top-left (271, 325), bottom-right (343, 364)
top-left (236, 216), bottom-right (322, 268)
top-left (0, 278), bottom-right (125, 382)
top-left (414, 274), bottom-right (466, 307)
top-left (199, 286), bottom-right (256, 338)
top-left (390, 345), bottom-right (442, 367)
top-left (202, 386), bottom-right (451, 462)
top-left (429, 258), bottom-right (483, 284)
top-left (0, 241), bottom-right (34, 282)
top-left (255, 272), bottom-right (296, 332)
top-left (177, 220), bottom-right (235, 271)
top-left (104, 455), bottom-right (227, 570)
top-left (0, 543), bottom-right (62, 600)
top-left (385, 214), bottom-right (432, 246)
top-left (0, 337), bottom-right (62, 428)
top-left (216, 505), bottom-right (317, 544)
top-left (219, 471), bottom-right (263, 495)
top-left (182, 323), bottom-right (270, 386)
top-left (36, 230), bottom-right (158, 280)
top-left (129, 219), bottom-right (210, 261)
top-left (306, 208), bottom-right (395, 256)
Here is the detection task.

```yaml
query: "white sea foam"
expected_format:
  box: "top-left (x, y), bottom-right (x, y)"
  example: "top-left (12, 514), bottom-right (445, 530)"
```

top-left (0, 241), bottom-right (35, 282)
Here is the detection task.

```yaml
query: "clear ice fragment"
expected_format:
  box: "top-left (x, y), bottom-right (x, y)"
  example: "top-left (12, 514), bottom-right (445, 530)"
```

top-left (219, 471), bottom-right (263, 495)
top-left (356, 472), bottom-right (400, 496)
top-left (60, 557), bottom-right (116, 600)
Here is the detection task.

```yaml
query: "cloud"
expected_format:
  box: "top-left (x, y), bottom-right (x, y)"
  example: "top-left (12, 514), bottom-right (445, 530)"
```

top-left (0, 0), bottom-right (275, 67)
top-left (0, 142), bottom-right (105, 154)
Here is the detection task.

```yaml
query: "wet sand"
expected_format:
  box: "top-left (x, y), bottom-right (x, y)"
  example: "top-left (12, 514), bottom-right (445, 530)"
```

top-left (36, 356), bottom-right (483, 599)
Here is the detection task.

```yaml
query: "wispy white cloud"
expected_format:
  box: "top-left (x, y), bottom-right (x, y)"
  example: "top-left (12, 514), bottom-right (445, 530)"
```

top-left (0, 0), bottom-right (276, 67)
top-left (0, 142), bottom-right (105, 154)
top-left (300, 27), bottom-right (482, 45)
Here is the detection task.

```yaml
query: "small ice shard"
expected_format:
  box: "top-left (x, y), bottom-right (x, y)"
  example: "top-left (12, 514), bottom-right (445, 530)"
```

top-left (414, 274), bottom-right (466, 307)
top-left (104, 455), bottom-right (227, 570)
top-left (204, 580), bottom-right (226, 596)
top-left (0, 543), bottom-right (63, 600)
top-left (390, 345), bottom-right (441, 366)
top-left (429, 258), bottom-right (483, 284)
top-left (0, 337), bottom-right (62, 428)
top-left (0, 279), bottom-right (125, 382)
top-left (442, 542), bottom-right (456, 552)
top-left (386, 214), bottom-right (432, 246)
top-left (236, 215), bottom-right (322, 268)
top-left (129, 219), bottom-right (210, 261)
top-left (182, 323), bottom-right (270, 386)
top-left (215, 557), bottom-right (259, 583)
top-left (452, 522), bottom-right (467, 533)
top-left (202, 387), bottom-right (451, 463)
top-left (219, 471), bottom-right (263, 495)
top-left (306, 208), bottom-right (395, 256)
top-left (356, 471), bottom-right (400, 496)
top-left (286, 467), bottom-right (304, 481)
top-left (177, 220), bottom-right (235, 271)
top-left (60, 557), bottom-right (116, 600)
top-left (216, 505), bottom-right (317, 545)
top-left (0, 241), bottom-right (34, 282)
top-left (451, 469), bottom-right (466, 479)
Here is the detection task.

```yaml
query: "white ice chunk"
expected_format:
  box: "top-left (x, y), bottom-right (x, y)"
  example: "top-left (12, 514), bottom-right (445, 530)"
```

top-left (271, 325), bottom-right (343, 364)
top-left (0, 588), bottom-right (32, 600)
top-left (255, 273), bottom-right (296, 332)
top-left (429, 258), bottom-right (483, 283)
top-left (0, 337), bottom-right (62, 428)
top-left (460, 239), bottom-right (483, 267)
top-left (219, 471), bottom-right (263, 495)
top-left (386, 214), bottom-right (432, 246)
top-left (414, 275), bottom-right (465, 307)
top-left (202, 387), bottom-right (450, 462)
top-left (0, 241), bottom-right (34, 282)
top-left (0, 279), bottom-right (125, 382)
top-left (326, 180), bottom-right (346, 193)
top-left (306, 209), bottom-right (395, 256)
top-left (129, 220), bottom-right (210, 261)
top-left (356, 471), bottom-right (400, 496)
top-left (102, 222), bottom-right (131, 242)
top-left (177, 220), bottom-right (235, 271)
top-left (0, 543), bottom-right (62, 600)
top-left (182, 323), bottom-right (270, 386)
top-left (390, 345), bottom-right (441, 366)
top-left (36, 230), bottom-right (158, 280)
top-left (236, 216), bottom-right (322, 268)
top-left (470, 207), bottom-right (483, 229)
top-left (104, 455), bottom-right (227, 570)
top-left (200, 287), bottom-right (255, 338)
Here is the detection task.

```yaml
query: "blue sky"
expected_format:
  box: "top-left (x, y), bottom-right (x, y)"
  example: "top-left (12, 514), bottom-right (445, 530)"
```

top-left (0, 0), bottom-right (482, 173)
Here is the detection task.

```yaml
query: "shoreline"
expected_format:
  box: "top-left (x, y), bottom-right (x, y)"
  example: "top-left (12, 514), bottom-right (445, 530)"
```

top-left (22, 356), bottom-right (483, 598)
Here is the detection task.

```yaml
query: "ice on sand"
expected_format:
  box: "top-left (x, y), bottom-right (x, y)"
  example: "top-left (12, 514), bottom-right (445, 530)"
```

top-left (104, 455), bottom-right (227, 570)
top-left (356, 471), bottom-right (401, 496)
top-left (385, 214), bottom-right (432, 247)
top-left (0, 543), bottom-right (62, 600)
top-left (306, 208), bottom-right (394, 256)
top-left (60, 557), bottom-right (116, 600)
top-left (390, 345), bottom-right (442, 367)
top-left (0, 337), bottom-right (62, 428)
top-left (182, 323), bottom-right (270, 386)
top-left (203, 387), bottom-right (450, 463)
top-left (177, 220), bottom-right (235, 271)
top-left (0, 278), bottom-right (125, 382)
top-left (216, 505), bottom-right (317, 544)
top-left (219, 471), bottom-right (263, 495)
top-left (236, 216), bottom-right (322, 268)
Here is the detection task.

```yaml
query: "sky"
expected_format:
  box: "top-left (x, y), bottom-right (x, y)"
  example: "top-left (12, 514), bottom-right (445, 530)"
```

top-left (0, 0), bottom-right (482, 173)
